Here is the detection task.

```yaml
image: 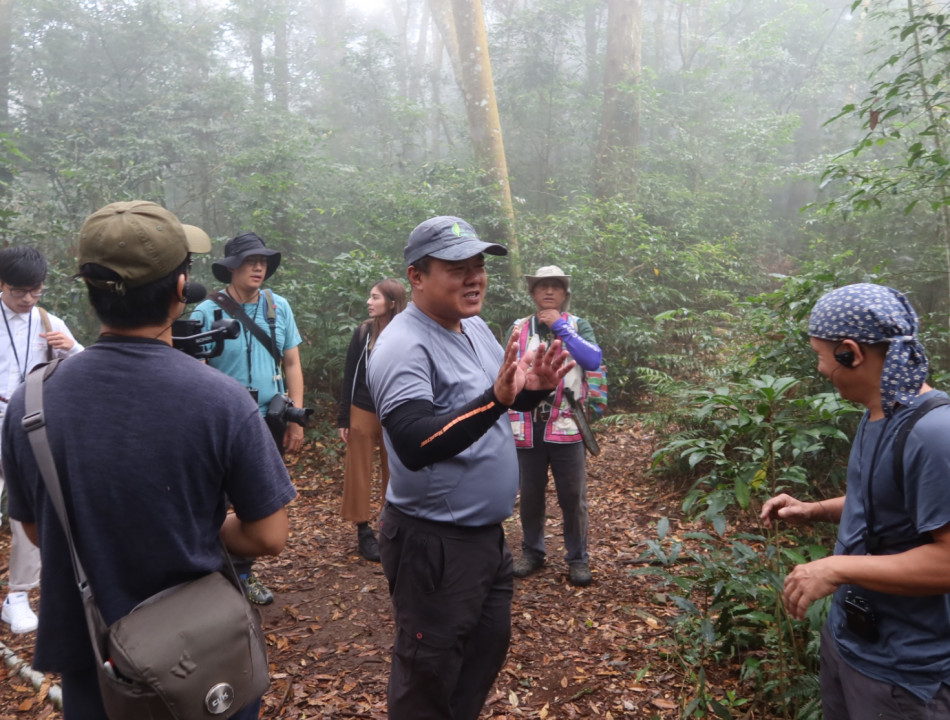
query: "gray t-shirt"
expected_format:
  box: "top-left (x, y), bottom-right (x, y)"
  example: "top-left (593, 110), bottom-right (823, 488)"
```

top-left (368, 303), bottom-right (518, 526)
top-left (830, 390), bottom-right (950, 701)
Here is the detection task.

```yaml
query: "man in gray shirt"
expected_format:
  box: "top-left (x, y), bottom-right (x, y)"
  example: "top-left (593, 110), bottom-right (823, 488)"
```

top-left (368, 216), bottom-right (573, 720)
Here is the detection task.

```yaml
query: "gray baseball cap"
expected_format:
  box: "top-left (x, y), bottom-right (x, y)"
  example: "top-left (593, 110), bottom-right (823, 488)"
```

top-left (404, 216), bottom-right (507, 266)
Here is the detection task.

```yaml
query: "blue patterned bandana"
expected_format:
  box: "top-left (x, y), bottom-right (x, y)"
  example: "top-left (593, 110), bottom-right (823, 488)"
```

top-left (808, 283), bottom-right (928, 417)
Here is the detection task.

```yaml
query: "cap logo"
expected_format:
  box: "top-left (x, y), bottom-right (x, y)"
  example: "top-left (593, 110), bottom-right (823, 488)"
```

top-left (452, 222), bottom-right (462, 237)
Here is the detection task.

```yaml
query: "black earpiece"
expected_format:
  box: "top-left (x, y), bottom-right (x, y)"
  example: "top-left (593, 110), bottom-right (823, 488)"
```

top-left (834, 346), bottom-right (855, 368)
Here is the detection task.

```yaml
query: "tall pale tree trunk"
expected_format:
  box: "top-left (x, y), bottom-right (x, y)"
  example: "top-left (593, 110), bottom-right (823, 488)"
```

top-left (314, 0), bottom-right (346, 69)
top-left (594, 0), bottom-right (641, 200)
top-left (0, 0), bottom-right (12, 204)
top-left (446, 0), bottom-right (520, 280)
top-left (274, 14), bottom-right (290, 111)
top-left (428, 0), bottom-right (464, 102)
top-left (0, 0), bottom-right (10, 129)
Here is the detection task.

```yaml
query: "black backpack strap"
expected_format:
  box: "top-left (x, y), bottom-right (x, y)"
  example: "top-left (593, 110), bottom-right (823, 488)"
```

top-left (892, 395), bottom-right (950, 491)
top-left (208, 292), bottom-right (281, 364)
top-left (866, 395), bottom-right (950, 554)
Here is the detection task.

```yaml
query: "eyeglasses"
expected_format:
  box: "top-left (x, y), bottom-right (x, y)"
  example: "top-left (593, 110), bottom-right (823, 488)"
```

top-left (241, 255), bottom-right (267, 267)
top-left (4, 287), bottom-right (45, 298)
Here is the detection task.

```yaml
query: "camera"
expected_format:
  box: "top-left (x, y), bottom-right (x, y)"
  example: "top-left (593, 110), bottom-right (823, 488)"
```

top-left (843, 590), bottom-right (879, 642)
top-left (171, 310), bottom-right (240, 360)
top-left (265, 393), bottom-right (314, 452)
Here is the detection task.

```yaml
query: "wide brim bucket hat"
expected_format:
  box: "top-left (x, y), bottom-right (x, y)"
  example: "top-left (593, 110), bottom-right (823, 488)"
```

top-left (212, 232), bottom-right (281, 284)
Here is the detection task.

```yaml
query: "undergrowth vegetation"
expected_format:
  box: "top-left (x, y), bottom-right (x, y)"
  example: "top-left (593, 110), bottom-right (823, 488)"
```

top-left (634, 263), bottom-right (950, 718)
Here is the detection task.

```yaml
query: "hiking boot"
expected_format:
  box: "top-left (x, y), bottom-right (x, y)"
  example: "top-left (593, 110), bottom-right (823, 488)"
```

top-left (568, 562), bottom-right (593, 587)
top-left (512, 553), bottom-right (545, 578)
top-left (358, 524), bottom-right (380, 562)
top-left (242, 574), bottom-right (274, 605)
top-left (2, 592), bottom-right (38, 634)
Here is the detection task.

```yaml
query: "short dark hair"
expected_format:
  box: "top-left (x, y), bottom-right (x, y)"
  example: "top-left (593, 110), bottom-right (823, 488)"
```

top-left (410, 256), bottom-right (432, 274)
top-left (83, 257), bottom-right (190, 328)
top-left (0, 247), bottom-right (48, 287)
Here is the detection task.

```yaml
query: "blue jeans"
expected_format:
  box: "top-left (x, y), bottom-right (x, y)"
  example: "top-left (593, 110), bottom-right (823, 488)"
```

top-left (517, 427), bottom-right (589, 564)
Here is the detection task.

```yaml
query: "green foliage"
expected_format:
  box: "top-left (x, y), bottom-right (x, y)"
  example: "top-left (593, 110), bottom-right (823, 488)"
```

top-left (654, 375), bottom-right (859, 533)
top-left (273, 249), bottom-right (406, 404)
top-left (633, 519), bottom-right (830, 719)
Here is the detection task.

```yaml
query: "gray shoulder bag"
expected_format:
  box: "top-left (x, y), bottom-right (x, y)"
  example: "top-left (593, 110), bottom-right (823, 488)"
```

top-left (22, 359), bottom-right (270, 719)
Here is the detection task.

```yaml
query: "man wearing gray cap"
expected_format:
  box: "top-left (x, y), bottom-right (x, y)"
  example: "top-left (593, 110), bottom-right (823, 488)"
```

top-left (368, 216), bottom-right (574, 720)
top-left (1, 201), bottom-right (296, 719)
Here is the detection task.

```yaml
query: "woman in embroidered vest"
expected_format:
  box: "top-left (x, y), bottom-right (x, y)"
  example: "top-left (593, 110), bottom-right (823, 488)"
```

top-left (508, 266), bottom-right (603, 586)
top-left (338, 278), bottom-right (406, 561)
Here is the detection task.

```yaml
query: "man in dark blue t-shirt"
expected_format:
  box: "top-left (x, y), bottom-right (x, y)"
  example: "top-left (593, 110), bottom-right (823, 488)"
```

top-left (761, 283), bottom-right (950, 719)
top-left (2, 201), bottom-right (296, 720)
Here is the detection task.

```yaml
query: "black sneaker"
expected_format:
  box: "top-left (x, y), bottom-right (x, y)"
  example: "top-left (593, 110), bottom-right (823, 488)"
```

top-left (358, 525), bottom-right (380, 562)
top-left (512, 553), bottom-right (545, 578)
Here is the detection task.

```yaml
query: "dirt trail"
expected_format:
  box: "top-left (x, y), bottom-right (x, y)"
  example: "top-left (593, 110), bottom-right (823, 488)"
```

top-left (2, 420), bottom-right (706, 719)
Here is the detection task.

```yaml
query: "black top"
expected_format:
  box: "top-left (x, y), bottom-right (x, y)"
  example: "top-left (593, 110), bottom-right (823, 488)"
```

top-left (337, 323), bottom-right (376, 427)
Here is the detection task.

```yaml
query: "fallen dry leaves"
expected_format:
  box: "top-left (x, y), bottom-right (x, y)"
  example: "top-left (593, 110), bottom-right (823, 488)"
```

top-left (0, 418), bottom-right (748, 718)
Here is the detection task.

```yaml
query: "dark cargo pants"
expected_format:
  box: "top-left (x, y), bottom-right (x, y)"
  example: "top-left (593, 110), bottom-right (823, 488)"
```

top-left (379, 503), bottom-right (513, 720)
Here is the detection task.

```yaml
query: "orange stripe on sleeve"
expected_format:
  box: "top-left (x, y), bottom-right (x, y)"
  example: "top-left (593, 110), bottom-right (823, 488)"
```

top-left (420, 401), bottom-right (497, 447)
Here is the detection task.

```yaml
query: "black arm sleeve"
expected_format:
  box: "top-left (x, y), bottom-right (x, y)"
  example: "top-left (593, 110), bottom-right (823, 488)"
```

top-left (382, 390), bottom-right (506, 471)
top-left (510, 388), bottom-right (551, 412)
top-left (382, 386), bottom-right (555, 471)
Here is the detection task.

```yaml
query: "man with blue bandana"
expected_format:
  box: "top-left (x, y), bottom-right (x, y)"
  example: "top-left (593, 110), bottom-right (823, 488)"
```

top-left (761, 283), bottom-right (950, 718)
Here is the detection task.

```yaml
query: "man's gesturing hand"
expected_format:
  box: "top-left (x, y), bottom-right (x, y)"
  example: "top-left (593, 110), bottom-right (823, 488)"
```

top-left (493, 328), bottom-right (575, 406)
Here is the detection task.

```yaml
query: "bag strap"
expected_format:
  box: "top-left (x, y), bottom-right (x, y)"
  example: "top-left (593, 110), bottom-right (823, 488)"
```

top-left (209, 291), bottom-right (282, 364)
top-left (23, 359), bottom-right (112, 666)
top-left (37, 307), bottom-right (53, 362)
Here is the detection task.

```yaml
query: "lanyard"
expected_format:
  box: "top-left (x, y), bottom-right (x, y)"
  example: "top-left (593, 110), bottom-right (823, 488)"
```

top-left (227, 290), bottom-right (262, 387)
top-left (851, 415), bottom-right (892, 554)
top-left (2, 303), bottom-right (32, 385)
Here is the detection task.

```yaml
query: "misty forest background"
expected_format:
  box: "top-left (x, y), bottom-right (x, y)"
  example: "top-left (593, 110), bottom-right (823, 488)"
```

top-left (4, 0), bottom-right (950, 716)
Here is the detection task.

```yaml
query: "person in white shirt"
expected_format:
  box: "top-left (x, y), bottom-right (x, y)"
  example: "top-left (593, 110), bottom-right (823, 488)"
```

top-left (0, 247), bottom-right (82, 633)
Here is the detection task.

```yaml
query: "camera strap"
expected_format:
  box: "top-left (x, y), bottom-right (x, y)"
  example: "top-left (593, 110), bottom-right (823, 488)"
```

top-left (208, 291), bottom-right (282, 365)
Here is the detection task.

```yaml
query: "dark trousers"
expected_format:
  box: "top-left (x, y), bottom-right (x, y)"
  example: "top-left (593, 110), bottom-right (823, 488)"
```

top-left (61, 667), bottom-right (262, 720)
top-left (378, 504), bottom-right (513, 720)
top-left (517, 428), bottom-right (589, 564)
top-left (820, 622), bottom-right (950, 719)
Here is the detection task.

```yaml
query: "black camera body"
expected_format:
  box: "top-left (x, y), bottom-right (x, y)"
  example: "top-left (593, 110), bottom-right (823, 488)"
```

top-left (843, 590), bottom-right (879, 642)
top-left (265, 393), bottom-right (314, 453)
top-left (171, 310), bottom-right (240, 360)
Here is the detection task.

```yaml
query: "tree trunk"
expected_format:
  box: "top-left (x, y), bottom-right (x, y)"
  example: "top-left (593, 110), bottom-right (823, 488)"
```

top-left (0, 0), bottom-right (10, 128)
top-left (250, 29), bottom-right (266, 104)
top-left (274, 13), bottom-right (290, 111)
top-left (447, 0), bottom-right (520, 280)
top-left (594, 0), bottom-right (641, 200)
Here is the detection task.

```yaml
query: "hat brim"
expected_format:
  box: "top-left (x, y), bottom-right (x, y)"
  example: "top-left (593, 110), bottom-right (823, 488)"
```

top-left (212, 248), bottom-right (281, 284)
top-left (183, 225), bottom-right (212, 254)
top-left (415, 240), bottom-right (507, 266)
top-left (525, 274), bottom-right (571, 291)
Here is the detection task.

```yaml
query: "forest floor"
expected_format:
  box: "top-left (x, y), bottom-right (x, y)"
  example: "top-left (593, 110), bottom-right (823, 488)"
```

top-left (0, 418), bottom-right (749, 719)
